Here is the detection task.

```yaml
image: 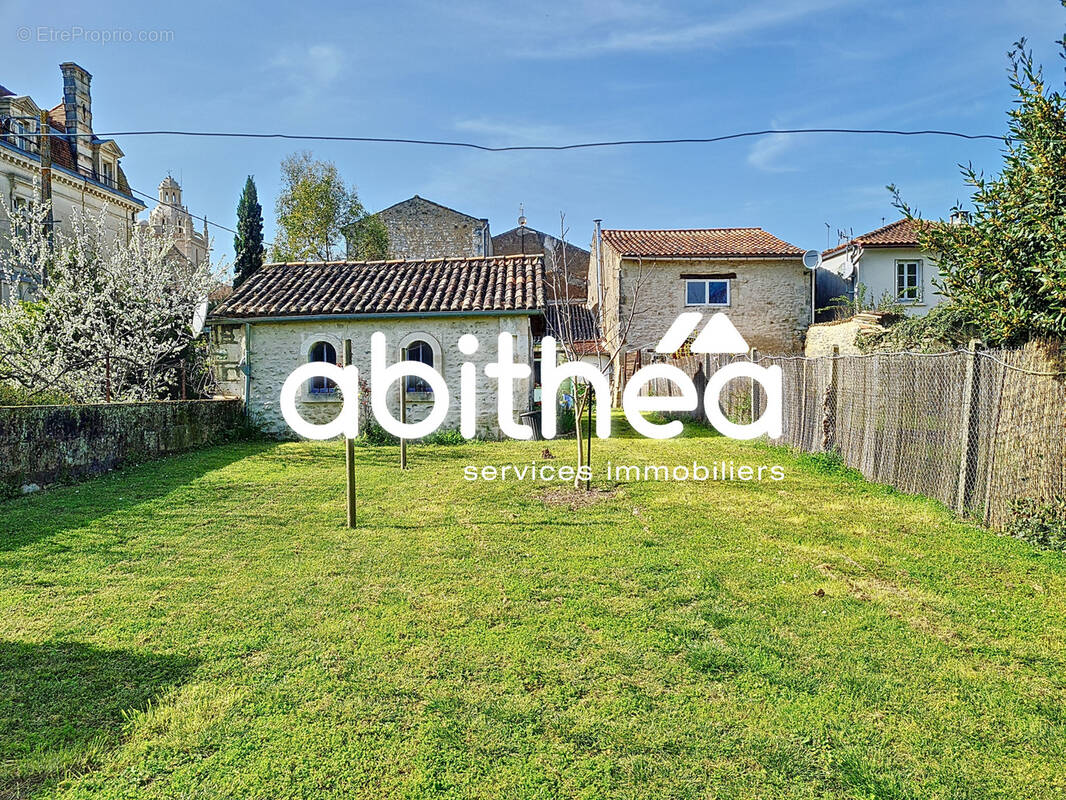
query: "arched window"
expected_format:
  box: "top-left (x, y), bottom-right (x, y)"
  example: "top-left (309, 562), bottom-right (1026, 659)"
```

top-left (404, 340), bottom-right (433, 393)
top-left (308, 341), bottom-right (337, 394)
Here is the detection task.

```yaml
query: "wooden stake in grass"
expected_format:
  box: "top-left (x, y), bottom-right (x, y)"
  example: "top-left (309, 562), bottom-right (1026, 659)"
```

top-left (399, 378), bottom-right (408, 470)
top-left (344, 339), bottom-right (357, 528)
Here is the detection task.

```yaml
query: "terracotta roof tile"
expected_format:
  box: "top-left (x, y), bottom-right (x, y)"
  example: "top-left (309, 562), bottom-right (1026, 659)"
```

top-left (212, 255), bottom-right (546, 319)
top-left (543, 302), bottom-right (600, 342)
top-left (824, 218), bottom-right (927, 256)
top-left (602, 228), bottom-right (803, 259)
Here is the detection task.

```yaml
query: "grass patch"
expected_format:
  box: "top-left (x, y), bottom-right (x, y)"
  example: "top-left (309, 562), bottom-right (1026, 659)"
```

top-left (1, 425), bottom-right (1065, 798)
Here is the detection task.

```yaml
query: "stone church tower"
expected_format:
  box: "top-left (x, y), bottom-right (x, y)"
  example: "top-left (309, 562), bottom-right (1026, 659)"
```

top-left (140, 176), bottom-right (210, 266)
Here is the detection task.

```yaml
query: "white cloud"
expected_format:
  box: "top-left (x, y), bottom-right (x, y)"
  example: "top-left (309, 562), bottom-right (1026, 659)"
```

top-left (747, 132), bottom-right (798, 172)
top-left (509, 0), bottom-right (854, 58)
top-left (271, 43), bottom-right (344, 87)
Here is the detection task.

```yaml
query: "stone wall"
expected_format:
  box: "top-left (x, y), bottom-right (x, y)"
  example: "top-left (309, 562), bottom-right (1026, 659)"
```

top-left (210, 315), bottom-right (535, 439)
top-left (600, 246), bottom-right (812, 356)
top-left (355, 196), bottom-right (490, 260)
top-left (804, 312), bottom-right (890, 357)
top-left (0, 399), bottom-right (244, 493)
top-left (492, 226), bottom-right (590, 302)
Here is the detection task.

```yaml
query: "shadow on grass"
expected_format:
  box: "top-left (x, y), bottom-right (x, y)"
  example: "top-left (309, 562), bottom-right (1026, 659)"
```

top-left (0, 441), bottom-right (275, 553)
top-left (0, 639), bottom-right (197, 799)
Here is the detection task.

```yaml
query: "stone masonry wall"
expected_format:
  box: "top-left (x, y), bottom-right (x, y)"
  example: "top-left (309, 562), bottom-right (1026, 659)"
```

top-left (804, 312), bottom-right (890, 357)
top-left (602, 249), bottom-right (811, 356)
top-left (212, 315), bottom-right (535, 439)
top-left (364, 196), bottom-right (490, 260)
top-left (0, 399), bottom-right (244, 493)
top-left (804, 319), bottom-right (863, 357)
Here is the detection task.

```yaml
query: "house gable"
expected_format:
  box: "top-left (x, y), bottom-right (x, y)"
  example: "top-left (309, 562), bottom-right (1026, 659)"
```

top-left (351, 195), bottom-right (492, 261)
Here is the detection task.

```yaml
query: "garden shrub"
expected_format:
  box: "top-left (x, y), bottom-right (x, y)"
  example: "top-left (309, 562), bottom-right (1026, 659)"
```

top-left (1006, 496), bottom-right (1066, 551)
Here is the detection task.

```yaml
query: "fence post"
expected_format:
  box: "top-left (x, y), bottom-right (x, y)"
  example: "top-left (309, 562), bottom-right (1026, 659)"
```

top-left (821, 345), bottom-right (840, 452)
top-left (749, 347), bottom-right (760, 424)
top-left (955, 338), bottom-right (982, 514)
top-left (344, 339), bottom-right (357, 528)
top-left (399, 379), bottom-right (408, 470)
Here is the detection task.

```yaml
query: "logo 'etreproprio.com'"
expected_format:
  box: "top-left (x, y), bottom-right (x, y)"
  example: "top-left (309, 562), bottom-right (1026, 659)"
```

top-left (280, 312), bottom-right (782, 441)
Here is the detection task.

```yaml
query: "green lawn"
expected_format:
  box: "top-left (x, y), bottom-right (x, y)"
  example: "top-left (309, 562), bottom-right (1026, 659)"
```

top-left (1, 425), bottom-right (1064, 799)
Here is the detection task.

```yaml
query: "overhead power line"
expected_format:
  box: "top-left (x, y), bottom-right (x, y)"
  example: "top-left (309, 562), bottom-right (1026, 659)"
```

top-left (91, 125), bottom-right (1010, 244)
top-left (36, 127), bottom-right (1009, 152)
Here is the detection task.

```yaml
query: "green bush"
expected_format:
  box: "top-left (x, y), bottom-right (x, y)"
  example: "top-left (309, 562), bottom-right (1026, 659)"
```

top-left (557, 407), bottom-right (576, 435)
top-left (356, 422), bottom-right (471, 446)
top-left (0, 382), bottom-right (71, 406)
top-left (1006, 496), bottom-right (1066, 551)
top-left (857, 304), bottom-right (976, 353)
top-left (359, 420), bottom-right (398, 446)
top-left (418, 428), bottom-right (468, 446)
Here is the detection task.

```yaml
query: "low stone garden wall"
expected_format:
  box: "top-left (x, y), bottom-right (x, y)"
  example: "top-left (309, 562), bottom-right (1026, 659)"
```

top-left (0, 399), bottom-right (244, 495)
top-left (804, 311), bottom-right (891, 357)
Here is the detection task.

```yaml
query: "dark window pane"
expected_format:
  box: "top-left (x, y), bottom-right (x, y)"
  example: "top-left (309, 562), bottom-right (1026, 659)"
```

top-left (405, 340), bottom-right (433, 393)
top-left (686, 281), bottom-right (705, 305)
top-left (706, 280), bottom-right (728, 305)
top-left (309, 341), bottom-right (337, 393)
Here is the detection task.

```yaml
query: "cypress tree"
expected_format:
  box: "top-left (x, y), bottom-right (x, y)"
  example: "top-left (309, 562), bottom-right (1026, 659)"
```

top-left (233, 176), bottom-right (265, 288)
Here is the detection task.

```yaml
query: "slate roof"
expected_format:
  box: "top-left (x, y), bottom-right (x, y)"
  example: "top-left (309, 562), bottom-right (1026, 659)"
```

top-left (824, 218), bottom-right (926, 257)
top-left (602, 228), bottom-right (804, 259)
top-left (0, 99), bottom-right (137, 201)
top-left (212, 254), bottom-right (546, 319)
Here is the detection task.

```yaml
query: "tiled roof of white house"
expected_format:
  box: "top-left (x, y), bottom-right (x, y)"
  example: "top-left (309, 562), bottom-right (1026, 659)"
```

top-left (823, 218), bottom-right (928, 257)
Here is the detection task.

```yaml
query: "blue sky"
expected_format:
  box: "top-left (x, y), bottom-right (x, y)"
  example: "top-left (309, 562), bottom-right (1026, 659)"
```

top-left (3, 0), bottom-right (1064, 260)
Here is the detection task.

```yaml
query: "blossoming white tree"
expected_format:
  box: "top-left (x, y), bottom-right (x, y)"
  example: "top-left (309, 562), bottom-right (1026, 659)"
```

top-left (0, 194), bottom-right (222, 402)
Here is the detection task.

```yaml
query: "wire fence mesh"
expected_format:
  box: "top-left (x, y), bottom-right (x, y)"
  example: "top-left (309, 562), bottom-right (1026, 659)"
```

top-left (633, 340), bottom-right (1066, 529)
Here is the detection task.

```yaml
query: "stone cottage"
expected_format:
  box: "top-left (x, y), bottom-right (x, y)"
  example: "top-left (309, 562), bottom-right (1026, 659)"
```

top-left (588, 227), bottom-right (811, 368)
top-left (346, 195), bottom-right (492, 260)
top-left (208, 254), bottom-right (546, 439)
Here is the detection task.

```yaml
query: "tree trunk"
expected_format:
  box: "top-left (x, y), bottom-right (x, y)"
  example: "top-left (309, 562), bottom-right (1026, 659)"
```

top-left (573, 387), bottom-right (585, 490)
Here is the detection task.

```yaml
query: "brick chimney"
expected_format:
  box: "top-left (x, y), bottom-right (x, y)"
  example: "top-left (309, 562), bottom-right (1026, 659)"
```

top-left (59, 62), bottom-right (93, 175)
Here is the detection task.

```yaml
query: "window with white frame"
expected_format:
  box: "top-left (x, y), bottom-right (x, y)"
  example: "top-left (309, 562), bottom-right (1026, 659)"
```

top-left (685, 278), bottom-right (730, 307)
top-left (896, 259), bottom-right (922, 303)
top-left (308, 341), bottom-right (338, 394)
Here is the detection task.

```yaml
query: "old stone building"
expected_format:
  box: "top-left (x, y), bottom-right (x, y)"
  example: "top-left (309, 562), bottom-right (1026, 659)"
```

top-left (0, 62), bottom-right (145, 303)
top-left (208, 254), bottom-right (545, 439)
top-left (590, 227), bottom-right (811, 366)
top-left (138, 176), bottom-right (211, 267)
top-left (492, 211), bottom-right (590, 303)
top-left (347, 195), bottom-right (491, 260)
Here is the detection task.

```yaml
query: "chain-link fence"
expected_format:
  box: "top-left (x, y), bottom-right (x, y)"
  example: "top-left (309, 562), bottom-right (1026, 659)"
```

top-left (633, 341), bottom-right (1066, 529)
